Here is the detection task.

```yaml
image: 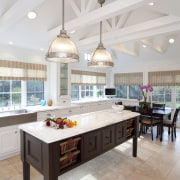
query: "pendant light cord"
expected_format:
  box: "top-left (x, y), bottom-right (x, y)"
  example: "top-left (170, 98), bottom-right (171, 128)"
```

top-left (62, 0), bottom-right (64, 30)
top-left (99, 0), bottom-right (104, 45)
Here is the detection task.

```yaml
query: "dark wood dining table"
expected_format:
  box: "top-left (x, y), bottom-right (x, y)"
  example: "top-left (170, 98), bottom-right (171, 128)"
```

top-left (152, 108), bottom-right (172, 141)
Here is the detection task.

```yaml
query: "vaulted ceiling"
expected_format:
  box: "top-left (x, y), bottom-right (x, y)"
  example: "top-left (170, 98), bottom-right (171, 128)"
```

top-left (0, 0), bottom-right (180, 58)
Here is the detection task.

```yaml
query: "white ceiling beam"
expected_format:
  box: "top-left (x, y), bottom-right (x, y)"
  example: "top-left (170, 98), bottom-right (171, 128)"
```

top-left (69, 0), bottom-right (81, 17)
top-left (81, 0), bottom-right (86, 14)
top-left (77, 15), bottom-right (180, 49)
top-left (0, 0), bottom-right (45, 31)
top-left (112, 42), bottom-right (140, 56)
top-left (112, 17), bottom-right (116, 30)
top-left (116, 12), bottom-right (132, 29)
top-left (49, 0), bottom-right (157, 34)
top-left (86, 0), bottom-right (93, 13)
top-left (103, 20), bottom-right (112, 32)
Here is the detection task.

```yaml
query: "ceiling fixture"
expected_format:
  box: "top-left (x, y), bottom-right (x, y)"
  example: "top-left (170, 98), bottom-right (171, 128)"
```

top-left (27, 11), bottom-right (37, 20)
top-left (148, 2), bottom-right (155, 6)
top-left (169, 38), bottom-right (175, 44)
top-left (46, 0), bottom-right (79, 63)
top-left (88, 0), bottom-right (113, 68)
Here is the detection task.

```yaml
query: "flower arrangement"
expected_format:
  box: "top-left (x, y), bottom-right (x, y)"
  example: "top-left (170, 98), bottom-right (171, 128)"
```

top-left (140, 85), bottom-right (153, 102)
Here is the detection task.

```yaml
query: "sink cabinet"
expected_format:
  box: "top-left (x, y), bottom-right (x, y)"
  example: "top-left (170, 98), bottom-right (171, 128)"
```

top-left (0, 125), bottom-right (20, 160)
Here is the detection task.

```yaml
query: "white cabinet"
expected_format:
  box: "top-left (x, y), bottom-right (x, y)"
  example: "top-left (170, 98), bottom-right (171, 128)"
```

top-left (37, 106), bottom-right (81, 121)
top-left (37, 110), bottom-right (56, 121)
top-left (0, 125), bottom-right (20, 160)
top-left (60, 63), bottom-right (68, 96)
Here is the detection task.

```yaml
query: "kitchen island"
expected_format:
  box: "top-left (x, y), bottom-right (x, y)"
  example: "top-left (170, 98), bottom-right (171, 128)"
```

top-left (19, 109), bottom-right (140, 180)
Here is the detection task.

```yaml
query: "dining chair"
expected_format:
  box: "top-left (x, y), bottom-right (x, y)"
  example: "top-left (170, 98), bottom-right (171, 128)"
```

top-left (139, 108), bottom-right (160, 140)
top-left (162, 108), bottom-right (180, 141)
top-left (152, 103), bottom-right (165, 110)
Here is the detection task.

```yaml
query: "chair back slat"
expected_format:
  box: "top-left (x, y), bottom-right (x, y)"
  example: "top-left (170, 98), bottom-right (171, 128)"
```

top-left (173, 108), bottom-right (180, 125)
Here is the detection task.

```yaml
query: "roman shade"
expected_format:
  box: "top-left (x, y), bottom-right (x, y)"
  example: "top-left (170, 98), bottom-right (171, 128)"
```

top-left (148, 70), bottom-right (180, 86)
top-left (0, 60), bottom-right (47, 81)
top-left (114, 72), bottom-right (143, 86)
top-left (71, 70), bottom-right (106, 85)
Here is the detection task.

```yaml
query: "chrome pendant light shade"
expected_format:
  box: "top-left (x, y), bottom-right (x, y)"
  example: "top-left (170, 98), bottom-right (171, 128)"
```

top-left (88, 42), bottom-right (113, 68)
top-left (88, 0), bottom-right (113, 68)
top-left (46, 0), bottom-right (79, 63)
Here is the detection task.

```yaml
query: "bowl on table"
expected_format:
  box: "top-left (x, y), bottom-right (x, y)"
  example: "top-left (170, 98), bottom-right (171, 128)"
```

top-left (112, 105), bottom-right (124, 112)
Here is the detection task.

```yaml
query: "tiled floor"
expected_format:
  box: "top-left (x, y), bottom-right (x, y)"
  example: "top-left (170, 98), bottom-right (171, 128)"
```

top-left (1, 128), bottom-right (180, 180)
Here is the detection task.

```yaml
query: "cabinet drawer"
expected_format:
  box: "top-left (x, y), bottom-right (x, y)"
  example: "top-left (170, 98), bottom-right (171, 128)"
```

top-left (83, 130), bottom-right (101, 161)
top-left (115, 122), bottom-right (125, 144)
top-left (102, 125), bottom-right (115, 152)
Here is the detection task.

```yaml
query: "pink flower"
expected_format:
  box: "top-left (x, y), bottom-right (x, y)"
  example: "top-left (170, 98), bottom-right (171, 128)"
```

top-left (140, 85), bottom-right (153, 102)
top-left (140, 85), bottom-right (153, 92)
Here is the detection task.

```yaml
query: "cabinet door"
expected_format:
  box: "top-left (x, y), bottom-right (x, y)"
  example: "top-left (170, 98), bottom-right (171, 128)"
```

top-left (102, 125), bottom-right (115, 152)
top-left (83, 130), bottom-right (101, 161)
top-left (37, 110), bottom-right (55, 121)
top-left (60, 63), bottom-right (68, 96)
top-left (0, 126), bottom-right (20, 159)
top-left (115, 122), bottom-right (125, 145)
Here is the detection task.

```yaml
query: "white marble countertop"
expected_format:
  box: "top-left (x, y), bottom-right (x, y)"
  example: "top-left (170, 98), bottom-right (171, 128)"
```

top-left (19, 109), bottom-right (140, 144)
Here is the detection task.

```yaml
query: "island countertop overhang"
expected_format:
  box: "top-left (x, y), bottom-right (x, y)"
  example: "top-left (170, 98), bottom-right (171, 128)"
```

top-left (19, 109), bottom-right (140, 144)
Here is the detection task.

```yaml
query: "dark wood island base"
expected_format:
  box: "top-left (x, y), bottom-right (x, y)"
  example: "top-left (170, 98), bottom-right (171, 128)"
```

top-left (20, 116), bottom-right (139, 180)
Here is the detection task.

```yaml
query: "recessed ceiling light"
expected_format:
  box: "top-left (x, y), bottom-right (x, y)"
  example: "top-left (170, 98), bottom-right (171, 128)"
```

top-left (169, 38), bottom-right (175, 44)
top-left (148, 2), bottom-right (155, 6)
top-left (27, 11), bottom-right (37, 20)
top-left (9, 41), bottom-right (13, 45)
top-left (40, 48), bottom-right (44, 51)
top-left (142, 44), bottom-right (147, 48)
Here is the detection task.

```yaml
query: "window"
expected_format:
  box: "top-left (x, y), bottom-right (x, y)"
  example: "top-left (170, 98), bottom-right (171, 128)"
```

top-left (0, 80), bottom-right (44, 107)
top-left (129, 85), bottom-right (142, 100)
top-left (152, 86), bottom-right (172, 107)
top-left (176, 86), bottom-right (180, 108)
top-left (71, 85), bottom-right (105, 101)
top-left (0, 80), bottom-right (21, 107)
top-left (116, 85), bottom-right (142, 100)
top-left (116, 85), bottom-right (127, 98)
top-left (71, 70), bottom-right (106, 101)
top-left (27, 81), bottom-right (44, 106)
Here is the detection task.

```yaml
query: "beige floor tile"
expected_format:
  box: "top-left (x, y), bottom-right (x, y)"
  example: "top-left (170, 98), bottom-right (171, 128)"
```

top-left (1, 128), bottom-right (180, 180)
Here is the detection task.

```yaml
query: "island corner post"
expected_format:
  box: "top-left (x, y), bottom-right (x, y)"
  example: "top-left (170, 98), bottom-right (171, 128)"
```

top-left (20, 112), bottom-right (139, 180)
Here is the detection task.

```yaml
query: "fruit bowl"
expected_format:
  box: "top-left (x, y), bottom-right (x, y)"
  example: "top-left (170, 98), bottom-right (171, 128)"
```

top-left (112, 105), bottom-right (124, 112)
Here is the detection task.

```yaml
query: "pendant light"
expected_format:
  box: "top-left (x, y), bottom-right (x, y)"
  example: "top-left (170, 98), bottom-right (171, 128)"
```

top-left (46, 0), bottom-right (79, 63)
top-left (88, 0), bottom-right (113, 68)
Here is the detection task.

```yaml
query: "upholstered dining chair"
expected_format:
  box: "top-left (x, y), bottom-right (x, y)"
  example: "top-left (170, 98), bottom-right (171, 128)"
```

top-left (162, 108), bottom-right (180, 141)
top-left (139, 108), bottom-right (160, 140)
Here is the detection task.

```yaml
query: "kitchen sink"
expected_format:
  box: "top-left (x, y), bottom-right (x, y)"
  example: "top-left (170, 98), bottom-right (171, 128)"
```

top-left (0, 109), bottom-right (28, 117)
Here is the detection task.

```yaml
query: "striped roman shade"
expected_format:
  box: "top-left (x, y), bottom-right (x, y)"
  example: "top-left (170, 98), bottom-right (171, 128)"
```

top-left (114, 72), bottom-right (143, 86)
top-left (71, 70), bottom-right (106, 85)
top-left (0, 60), bottom-right (47, 81)
top-left (148, 70), bottom-right (180, 86)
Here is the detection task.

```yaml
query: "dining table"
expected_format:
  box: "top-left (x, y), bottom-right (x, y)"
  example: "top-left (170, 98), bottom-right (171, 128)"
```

top-left (152, 108), bottom-right (172, 141)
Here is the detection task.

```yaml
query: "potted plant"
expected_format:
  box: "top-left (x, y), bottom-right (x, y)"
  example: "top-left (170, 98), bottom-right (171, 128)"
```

top-left (97, 90), bottom-right (103, 97)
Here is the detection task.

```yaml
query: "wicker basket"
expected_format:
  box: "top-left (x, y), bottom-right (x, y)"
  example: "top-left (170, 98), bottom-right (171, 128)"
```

top-left (126, 119), bottom-right (134, 128)
top-left (59, 150), bottom-right (80, 170)
top-left (126, 128), bottom-right (134, 137)
top-left (60, 137), bottom-right (81, 154)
